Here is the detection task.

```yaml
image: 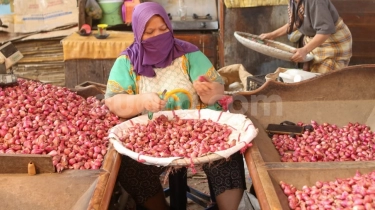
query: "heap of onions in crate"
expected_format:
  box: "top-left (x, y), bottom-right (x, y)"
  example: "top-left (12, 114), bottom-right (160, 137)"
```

top-left (271, 121), bottom-right (375, 162)
top-left (280, 170), bottom-right (375, 209)
top-left (0, 79), bottom-right (121, 172)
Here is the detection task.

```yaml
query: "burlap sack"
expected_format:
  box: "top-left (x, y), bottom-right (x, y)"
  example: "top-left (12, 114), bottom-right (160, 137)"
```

top-left (218, 64), bottom-right (252, 91)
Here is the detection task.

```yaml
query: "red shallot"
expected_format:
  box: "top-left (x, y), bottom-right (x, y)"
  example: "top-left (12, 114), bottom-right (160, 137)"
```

top-left (280, 170), bottom-right (375, 209)
top-left (0, 79), bottom-right (121, 172)
top-left (119, 114), bottom-right (238, 159)
top-left (271, 121), bottom-right (375, 162)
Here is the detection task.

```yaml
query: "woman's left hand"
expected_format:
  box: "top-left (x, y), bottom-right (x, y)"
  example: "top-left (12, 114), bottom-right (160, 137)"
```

top-left (193, 76), bottom-right (224, 105)
top-left (193, 76), bottom-right (214, 96)
top-left (291, 47), bottom-right (309, 63)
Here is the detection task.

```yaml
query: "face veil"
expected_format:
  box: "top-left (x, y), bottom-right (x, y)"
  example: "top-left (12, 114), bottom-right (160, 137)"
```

top-left (120, 2), bottom-right (199, 77)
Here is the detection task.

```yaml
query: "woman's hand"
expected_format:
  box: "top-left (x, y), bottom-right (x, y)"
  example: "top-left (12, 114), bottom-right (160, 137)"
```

top-left (291, 47), bottom-right (309, 63)
top-left (193, 76), bottom-right (214, 96)
top-left (291, 34), bottom-right (330, 63)
top-left (259, 23), bottom-right (290, 40)
top-left (259, 32), bottom-right (276, 40)
top-left (141, 92), bottom-right (166, 113)
top-left (193, 76), bottom-right (224, 105)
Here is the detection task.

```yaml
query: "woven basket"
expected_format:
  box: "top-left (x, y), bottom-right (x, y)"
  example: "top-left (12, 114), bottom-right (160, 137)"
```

top-left (109, 109), bottom-right (258, 167)
top-left (234, 31), bottom-right (314, 62)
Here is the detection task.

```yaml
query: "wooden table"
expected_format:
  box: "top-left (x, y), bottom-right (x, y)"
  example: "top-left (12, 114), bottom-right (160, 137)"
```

top-left (62, 31), bottom-right (134, 89)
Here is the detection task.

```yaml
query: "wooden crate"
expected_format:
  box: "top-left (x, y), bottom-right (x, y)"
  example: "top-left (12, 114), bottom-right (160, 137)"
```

top-left (237, 64), bottom-right (375, 210)
top-left (253, 162), bottom-right (375, 210)
top-left (65, 58), bottom-right (114, 89)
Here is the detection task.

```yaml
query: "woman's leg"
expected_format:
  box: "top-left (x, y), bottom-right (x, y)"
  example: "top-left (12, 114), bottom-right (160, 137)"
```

top-left (215, 188), bottom-right (244, 210)
top-left (203, 152), bottom-right (246, 210)
top-left (117, 155), bottom-right (168, 210)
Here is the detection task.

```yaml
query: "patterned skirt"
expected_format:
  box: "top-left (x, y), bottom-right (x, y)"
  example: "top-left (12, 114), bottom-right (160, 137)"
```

top-left (116, 152), bottom-right (246, 204)
top-left (304, 18), bottom-right (352, 73)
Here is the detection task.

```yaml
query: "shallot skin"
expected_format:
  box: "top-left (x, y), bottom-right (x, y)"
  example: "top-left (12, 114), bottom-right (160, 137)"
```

top-left (0, 79), bottom-right (121, 172)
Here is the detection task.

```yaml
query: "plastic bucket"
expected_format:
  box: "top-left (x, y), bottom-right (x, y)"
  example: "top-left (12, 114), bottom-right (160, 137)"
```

top-left (98, 0), bottom-right (124, 26)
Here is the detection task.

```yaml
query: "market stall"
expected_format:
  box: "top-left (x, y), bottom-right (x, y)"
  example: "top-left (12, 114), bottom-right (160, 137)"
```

top-left (235, 64), bottom-right (375, 209)
top-left (62, 31), bottom-right (135, 89)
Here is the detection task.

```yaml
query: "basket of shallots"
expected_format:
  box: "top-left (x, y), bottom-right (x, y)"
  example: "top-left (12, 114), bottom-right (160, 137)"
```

top-left (109, 109), bottom-right (258, 167)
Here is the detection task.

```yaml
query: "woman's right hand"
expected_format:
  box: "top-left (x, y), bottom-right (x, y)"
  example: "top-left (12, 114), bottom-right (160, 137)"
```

top-left (141, 92), bottom-right (167, 113)
top-left (259, 32), bottom-right (276, 40)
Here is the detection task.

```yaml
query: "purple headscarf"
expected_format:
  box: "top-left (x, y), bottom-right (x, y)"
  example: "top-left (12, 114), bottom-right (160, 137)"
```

top-left (120, 2), bottom-right (199, 77)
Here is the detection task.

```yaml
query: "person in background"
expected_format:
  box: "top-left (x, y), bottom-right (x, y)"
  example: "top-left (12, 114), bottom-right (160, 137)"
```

top-left (104, 2), bottom-right (246, 210)
top-left (259, 0), bottom-right (352, 73)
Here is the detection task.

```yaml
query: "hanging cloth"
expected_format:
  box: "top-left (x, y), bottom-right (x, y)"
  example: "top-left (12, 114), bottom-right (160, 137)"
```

top-left (287, 0), bottom-right (305, 34)
top-left (122, 0), bottom-right (140, 24)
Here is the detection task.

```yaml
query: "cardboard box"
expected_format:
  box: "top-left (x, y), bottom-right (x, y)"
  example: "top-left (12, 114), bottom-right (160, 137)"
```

top-left (13, 8), bottom-right (78, 33)
top-left (13, 0), bottom-right (77, 15)
top-left (0, 14), bottom-right (14, 33)
top-left (12, 0), bottom-right (78, 33)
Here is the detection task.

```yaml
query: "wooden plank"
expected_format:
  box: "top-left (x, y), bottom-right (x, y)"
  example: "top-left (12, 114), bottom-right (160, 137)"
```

top-left (175, 33), bottom-right (218, 69)
top-left (348, 25), bottom-right (375, 41)
top-left (351, 40), bottom-right (375, 64)
top-left (65, 60), bottom-right (79, 89)
top-left (0, 170), bottom-right (100, 210)
top-left (102, 59), bottom-right (116, 85)
top-left (0, 154), bottom-right (55, 174)
top-left (100, 146), bottom-right (122, 209)
top-left (350, 57), bottom-right (375, 65)
top-left (77, 59), bottom-right (106, 85)
top-left (18, 56), bottom-right (64, 64)
top-left (352, 40), bottom-right (375, 56)
top-left (64, 59), bottom-right (114, 89)
top-left (244, 145), bottom-right (272, 210)
top-left (218, 0), bottom-right (225, 68)
top-left (332, 0), bottom-right (375, 14)
top-left (79, 0), bottom-right (87, 29)
top-left (331, 0), bottom-right (375, 65)
top-left (88, 171), bottom-right (110, 210)
top-left (338, 13), bottom-right (375, 25)
top-left (265, 161), bottom-right (375, 170)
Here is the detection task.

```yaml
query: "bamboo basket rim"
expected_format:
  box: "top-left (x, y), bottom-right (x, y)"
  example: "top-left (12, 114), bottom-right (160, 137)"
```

top-left (109, 109), bottom-right (258, 167)
top-left (234, 31), bottom-right (314, 62)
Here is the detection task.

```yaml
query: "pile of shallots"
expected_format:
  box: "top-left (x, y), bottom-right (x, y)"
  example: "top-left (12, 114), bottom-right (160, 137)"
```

top-left (0, 79), bottom-right (120, 172)
top-left (281, 170), bottom-right (375, 209)
top-left (120, 114), bottom-right (236, 159)
top-left (272, 121), bottom-right (375, 162)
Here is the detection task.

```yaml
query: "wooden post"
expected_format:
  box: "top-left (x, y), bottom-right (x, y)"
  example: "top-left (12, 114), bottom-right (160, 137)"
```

top-left (218, 0), bottom-right (225, 68)
top-left (78, 0), bottom-right (93, 28)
